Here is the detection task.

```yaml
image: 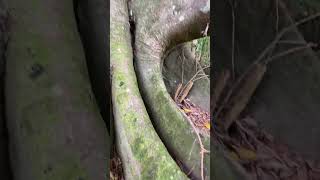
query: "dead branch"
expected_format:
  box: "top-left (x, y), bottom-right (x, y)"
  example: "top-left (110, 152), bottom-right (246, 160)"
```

top-left (214, 12), bottom-right (320, 123)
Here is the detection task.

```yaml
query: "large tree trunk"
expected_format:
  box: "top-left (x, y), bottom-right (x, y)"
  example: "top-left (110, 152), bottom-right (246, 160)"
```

top-left (214, 0), bottom-right (320, 160)
top-left (130, 0), bottom-right (210, 179)
top-left (5, 0), bottom-right (109, 179)
top-left (110, 0), bottom-right (187, 179)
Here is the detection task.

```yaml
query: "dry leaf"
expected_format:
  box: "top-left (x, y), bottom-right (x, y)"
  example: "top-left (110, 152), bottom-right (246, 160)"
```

top-left (204, 122), bottom-right (210, 129)
top-left (183, 108), bottom-right (192, 113)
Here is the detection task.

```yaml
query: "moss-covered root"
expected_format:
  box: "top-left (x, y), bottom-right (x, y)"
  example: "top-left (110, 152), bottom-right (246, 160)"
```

top-left (5, 0), bottom-right (109, 179)
top-left (111, 0), bottom-right (187, 179)
top-left (131, 0), bottom-right (210, 179)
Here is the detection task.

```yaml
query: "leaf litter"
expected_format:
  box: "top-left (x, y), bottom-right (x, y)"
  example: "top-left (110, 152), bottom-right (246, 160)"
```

top-left (214, 116), bottom-right (320, 180)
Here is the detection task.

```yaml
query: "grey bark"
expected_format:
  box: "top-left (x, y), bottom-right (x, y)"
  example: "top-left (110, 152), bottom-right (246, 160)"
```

top-left (5, 0), bottom-right (109, 179)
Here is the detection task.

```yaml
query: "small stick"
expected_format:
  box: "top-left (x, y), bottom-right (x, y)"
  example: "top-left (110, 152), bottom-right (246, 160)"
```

top-left (256, 12), bottom-right (320, 63)
top-left (278, 40), bottom-right (307, 45)
top-left (181, 110), bottom-right (209, 180)
top-left (174, 83), bottom-right (183, 102)
top-left (177, 66), bottom-right (210, 99)
top-left (265, 43), bottom-right (316, 64)
top-left (178, 81), bottom-right (194, 103)
top-left (203, 23), bottom-right (209, 36)
top-left (181, 50), bottom-right (185, 84)
top-left (193, 74), bottom-right (209, 82)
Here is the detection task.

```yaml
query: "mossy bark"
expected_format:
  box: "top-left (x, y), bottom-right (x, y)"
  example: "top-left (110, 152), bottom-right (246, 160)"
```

top-left (5, 0), bottom-right (109, 179)
top-left (131, 0), bottom-right (210, 179)
top-left (111, 0), bottom-right (187, 179)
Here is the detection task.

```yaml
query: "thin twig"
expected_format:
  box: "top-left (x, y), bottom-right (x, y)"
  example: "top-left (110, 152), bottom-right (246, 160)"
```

top-left (193, 74), bottom-right (209, 82)
top-left (180, 53), bottom-right (185, 84)
top-left (265, 43), bottom-right (316, 64)
top-left (203, 23), bottom-right (209, 36)
top-left (256, 12), bottom-right (320, 63)
top-left (181, 109), bottom-right (209, 180)
top-left (177, 66), bottom-right (210, 99)
top-left (214, 12), bottom-right (320, 120)
top-left (278, 40), bottom-right (308, 45)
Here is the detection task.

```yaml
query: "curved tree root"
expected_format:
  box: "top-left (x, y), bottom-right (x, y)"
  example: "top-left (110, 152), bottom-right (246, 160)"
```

top-left (5, 0), bottom-right (109, 179)
top-left (111, 0), bottom-right (187, 179)
top-left (131, 0), bottom-right (210, 179)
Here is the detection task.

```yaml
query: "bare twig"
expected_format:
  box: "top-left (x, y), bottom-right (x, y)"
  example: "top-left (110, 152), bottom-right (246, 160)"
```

top-left (214, 12), bottom-right (320, 120)
top-left (193, 74), bottom-right (209, 82)
top-left (180, 52), bottom-right (185, 84)
top-left (203, 23), bottom-right (209, 36)
top-left (181, 110), bottom-right (209, 180)
top-left (265, 43), bottom-right (316, 64)
top-left (177, 66), bottom-right (210, 99)
top-left (178, 81), bottom-right (194, 103)
top-left (278, 40), bottom-right (307, 45)
top-left (256, 12), bottom-right (320, 63)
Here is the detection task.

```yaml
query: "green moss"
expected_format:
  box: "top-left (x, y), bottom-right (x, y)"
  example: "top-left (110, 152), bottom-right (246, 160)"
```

top-left (194, 37), bottom-right (210, 68)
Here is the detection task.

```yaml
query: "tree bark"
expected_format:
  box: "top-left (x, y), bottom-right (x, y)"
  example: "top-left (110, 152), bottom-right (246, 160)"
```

top-left (5, 0), bottom-right (109, 179)
top-left (131, 0), bottom-right (210, 179)
top-left (110, 0), bottom-right (187, 179)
